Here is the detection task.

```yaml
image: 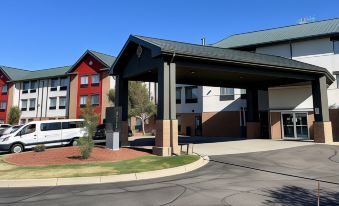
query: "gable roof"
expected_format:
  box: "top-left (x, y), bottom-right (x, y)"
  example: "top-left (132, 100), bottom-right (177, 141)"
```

top-left (213, 18), bottom-right (339, 49)
top-left (117, 35), bottom-right (333, 82)
top-left (12, 66), bottom-right (71, 82)
top-left (67, 50), bottom-right (116, 73)
top-left (0, 66), bottom-right (31, 80)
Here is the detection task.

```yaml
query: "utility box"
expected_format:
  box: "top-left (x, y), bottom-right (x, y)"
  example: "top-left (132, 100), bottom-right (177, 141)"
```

top-left (105, 107), bottom-right (121, 151)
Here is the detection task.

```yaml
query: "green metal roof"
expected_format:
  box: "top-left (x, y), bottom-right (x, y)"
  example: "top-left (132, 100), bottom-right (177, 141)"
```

top-left (133, 35), bottom-right (334, 81)
top-left (13, 66), bottom-right (71, 82)
top-left (0, 66), bottom-right (31, 80)
top-left (213, 18), bottom-right (339, 49)
top-left (89, 50), bottom-right (116, 67)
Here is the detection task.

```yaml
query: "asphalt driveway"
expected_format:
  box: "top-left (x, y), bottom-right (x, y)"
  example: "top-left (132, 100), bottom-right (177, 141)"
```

top-left (1, 144), bottom-right (339, 205)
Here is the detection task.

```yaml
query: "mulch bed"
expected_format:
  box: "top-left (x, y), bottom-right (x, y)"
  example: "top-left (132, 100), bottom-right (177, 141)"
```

top-left (4, 147), bottom-right (151, 166)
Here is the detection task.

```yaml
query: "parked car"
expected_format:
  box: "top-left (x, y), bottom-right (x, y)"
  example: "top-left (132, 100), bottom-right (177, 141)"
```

top-left (0, 125), bottom-right (23, 136)
top-left (93, 124), bottom-right (133, 140)
top-left (0, 119), bottom-right (85, 153)
top-left (0, 124), bottom-right (12, 135)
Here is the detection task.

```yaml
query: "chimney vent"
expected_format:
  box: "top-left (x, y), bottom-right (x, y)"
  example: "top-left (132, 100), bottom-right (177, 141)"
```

top-left (201, 37), bottom-right (206, 46)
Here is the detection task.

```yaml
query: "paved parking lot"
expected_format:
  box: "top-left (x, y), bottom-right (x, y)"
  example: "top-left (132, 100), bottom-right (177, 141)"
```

top-left (1, 144), bottom-right (339, 205)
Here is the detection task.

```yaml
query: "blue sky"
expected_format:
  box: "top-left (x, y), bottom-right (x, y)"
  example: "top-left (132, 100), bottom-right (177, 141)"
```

top-left (0, 0), bottom-right (338, 70)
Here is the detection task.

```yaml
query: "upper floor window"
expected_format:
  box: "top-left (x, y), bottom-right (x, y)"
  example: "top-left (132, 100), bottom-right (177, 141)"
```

top-left (21, 99), bottom-right (27, 111)
top-left (185, 86), bottom-right (198, 103)
top-left (0, 101), bottom-right (6, 111)
top-left (29, 98), bottom-right (36, 111)
top-left (80, 75), bottom-right (88, 87)
top-left (2, 84), bottom-right (7, 95)
top-left (22, 81), bottom-right (29, 93)
top-left (80, 95), bottom-right (87, 107)
top-left (60, 77), bottom-right (68, 90)
top-left (59, 96), bottom-right (66, 109)
top-left (91, 74), bottom-right (100, 86)
top-left (334, 41), bottom-right (339, 54)
top-left (176, 87), bottom-right (181, 104)
top-left (49, 97), bottom-right (57, 110)
top-left (91, 94), bottom-right (99, 106)
top-left (220, 87), bottom-right (234, 101)
top-left (50, 78), bottom-right (59, 91)
top-left (30, 81), bottom-right (37, 93)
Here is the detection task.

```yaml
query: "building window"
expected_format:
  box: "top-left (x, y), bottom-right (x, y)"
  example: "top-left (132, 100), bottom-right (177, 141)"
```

top-left (29, 98), bottom-right (36, 111)
top-left (50, 78), bottom-right (59, 91)
top-left (20, 119), bottom-right (26, 124)
top-left (2, 84), bottom-right (7, 95)
top-left (220, 87), bottom-right (234, 101)
top-left (59, 96), bottom-right (66, 109)
top-left (49, 97), bottom-right (57, 110)
top-left (60, 77), bottom-right (68, 91)
top-left (334, 41), bottom-right (339, 54)
top-left (0, 101), bottom-right (6, 111)
top-left (176, 87), bottom-right (181, 104)
top-left (91, 94), bottom-right (99, 106)
top-left (80, 95), bottom-right (87, 107)
top-left (80, 75), bottom-right (88, 87)
top-left (185, 86), bottom-right (198, 103)
top-left (21, 99), bottom-right (28, 111)
top-left (91, 74), bottom-right (100, 86)
top-left (30, 81), bottom-right (37, 93)
top-left (22, 81), bottom-right (29, 93)
top-left (240, 89), bottom-right (247, 99)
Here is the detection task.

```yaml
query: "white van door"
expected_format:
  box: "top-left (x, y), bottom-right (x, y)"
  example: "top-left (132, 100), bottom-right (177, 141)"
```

top-left (17, 124), bottom-right (38, 148)
top-left (40, 122), bottom-right (62, 147)
top-left (61, 121), bottom-right (83, 144)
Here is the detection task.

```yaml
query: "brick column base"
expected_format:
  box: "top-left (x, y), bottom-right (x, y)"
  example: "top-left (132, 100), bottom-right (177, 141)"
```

top-left (120, 121), bottom-right (130, 146)
top-left (153, 120), bottom-right (179, 156)
top-left (246, 122), bottom-right (261, 139)
top-left (313, 121), bottom-right (333, 143)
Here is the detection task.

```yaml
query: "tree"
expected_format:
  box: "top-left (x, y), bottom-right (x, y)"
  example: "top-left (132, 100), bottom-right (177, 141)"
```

top-left (128, 81), bottom-right (157, 135)
top-left (7, 107), bottom-right (21, 125)
top-left (78, 103), bottom-right (98, 159)
top-left (107, 88), bottom-right (115, 106)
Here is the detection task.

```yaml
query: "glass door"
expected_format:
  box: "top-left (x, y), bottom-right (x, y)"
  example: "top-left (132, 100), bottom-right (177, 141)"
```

top-left (282, 113), bottom-right (295, 138)
top-left (295, 113), bottom-right (308, 139)
top-left (281, 112), bottom-right (309, 139)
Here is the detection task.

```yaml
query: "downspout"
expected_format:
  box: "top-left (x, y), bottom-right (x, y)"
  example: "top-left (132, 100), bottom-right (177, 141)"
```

top-left (36, 80), bottom-right (40, 119)
top-left (40, 80), bottom-right (44, 120)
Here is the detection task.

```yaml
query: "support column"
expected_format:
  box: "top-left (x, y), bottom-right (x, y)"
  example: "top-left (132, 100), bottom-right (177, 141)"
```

top-left (153, 62), bottom-right (179, 156)
top-left (312, 76), bottom-right (333, 143)
top-left (246, 89), bottom-right (261, 139)
top-left (116, 75), bottom-right (129, 146)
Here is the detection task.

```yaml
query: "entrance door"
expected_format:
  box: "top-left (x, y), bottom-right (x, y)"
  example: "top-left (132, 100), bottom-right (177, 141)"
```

top-left (282, 112), bottom-right (309, 139)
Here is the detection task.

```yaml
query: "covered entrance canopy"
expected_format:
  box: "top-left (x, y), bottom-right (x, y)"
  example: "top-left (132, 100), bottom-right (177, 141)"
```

top-left (110, 35), bottom-right (334, 156)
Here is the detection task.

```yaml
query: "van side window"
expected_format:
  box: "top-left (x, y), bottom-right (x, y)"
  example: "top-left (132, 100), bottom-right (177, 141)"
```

top-left (21, 124), bottom-right (36, 135)
top-left (62, 121), bottom-right (84, 129)
top-left (41, 123), bottom-right (61, 131)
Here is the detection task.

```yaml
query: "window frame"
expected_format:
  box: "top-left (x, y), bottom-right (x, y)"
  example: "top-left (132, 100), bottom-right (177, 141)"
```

top-left (0, 101), bottom-right (6, 111)
top-left (185, 86), bottom-right (198, 104)
top-left (49, 97), bottom-right (57, 110)
top-left (91, 74), bottom-right (100, 86)
top-left (59, 96), bottom-right (66, 109)
top-left (22, 81), bottom-right (29, 93)
top-left (21, 99), bottom-right (28, 111)
top-left (60, 77), bottom-right (68, 91)
top-left (91, 94), bottom-right (100, 106)
top-left (50, 78), bottom-right (59, 91)
top-left (80, 95), bottom-right (88, 107)
top-left (30, 80), bottom-right (37, 93)
top-left (80, 75), bottom-right (89, 88)
top-left (1, 84), bottom-right (8, 95)
top-left (29, 98), bottom-right (36, 111)
top-left (220, 87), bottom-right (235, 101)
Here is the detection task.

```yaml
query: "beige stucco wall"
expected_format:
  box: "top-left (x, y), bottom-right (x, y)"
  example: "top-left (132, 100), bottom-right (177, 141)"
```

top-left (68, 75), bottom-right (78, 119)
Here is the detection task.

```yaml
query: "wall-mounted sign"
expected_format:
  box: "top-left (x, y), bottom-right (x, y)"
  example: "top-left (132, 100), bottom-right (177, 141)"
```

top-left (315, 107), bottom-right (320, 115)
top-left (137, 45), bottom-right (143, 58)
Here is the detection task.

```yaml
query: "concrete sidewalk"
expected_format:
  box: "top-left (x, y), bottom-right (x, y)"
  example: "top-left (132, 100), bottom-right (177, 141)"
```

top-left (192, 139), bottom-right (315, 156)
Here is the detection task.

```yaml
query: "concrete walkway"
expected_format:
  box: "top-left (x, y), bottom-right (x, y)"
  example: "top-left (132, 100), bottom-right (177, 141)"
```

top-left (192, 139), bottom-right (315, 156)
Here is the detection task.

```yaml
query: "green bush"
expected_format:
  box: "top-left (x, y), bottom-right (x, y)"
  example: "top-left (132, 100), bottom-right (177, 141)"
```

top-left (78, 137), bottom-right (94, 159)
top-left (33, 144), bottom-right (46, 152)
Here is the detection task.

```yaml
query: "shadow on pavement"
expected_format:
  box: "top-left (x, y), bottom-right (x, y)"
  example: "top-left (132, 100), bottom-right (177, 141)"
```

top-left (263, 185), bottom-right (339, 206)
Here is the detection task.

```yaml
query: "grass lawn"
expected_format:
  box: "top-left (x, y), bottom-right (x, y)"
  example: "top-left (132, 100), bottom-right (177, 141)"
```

top-left (0, 155), bottom-right (200, 179)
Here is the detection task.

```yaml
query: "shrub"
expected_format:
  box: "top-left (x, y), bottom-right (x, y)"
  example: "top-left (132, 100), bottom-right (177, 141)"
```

top-left (78, 137), bottom-right (94, 159)
top-left (7, 107), bottom-right (21, 125)
top-left (33, 144), bottom-right (46, 152)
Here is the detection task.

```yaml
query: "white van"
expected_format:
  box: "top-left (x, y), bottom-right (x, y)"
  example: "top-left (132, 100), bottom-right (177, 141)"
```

top-left (0, 119), bottom-right (86, 153)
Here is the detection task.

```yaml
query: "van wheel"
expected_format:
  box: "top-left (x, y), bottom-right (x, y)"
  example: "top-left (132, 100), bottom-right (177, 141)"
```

top-left (71, 139), bottom-right (78, 146)
top-left (11, 144), bottom-right (24, 153)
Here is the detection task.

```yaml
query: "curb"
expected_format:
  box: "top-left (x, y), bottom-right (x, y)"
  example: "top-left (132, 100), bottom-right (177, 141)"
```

top-left (0, 155), bottom-right (209, 188)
